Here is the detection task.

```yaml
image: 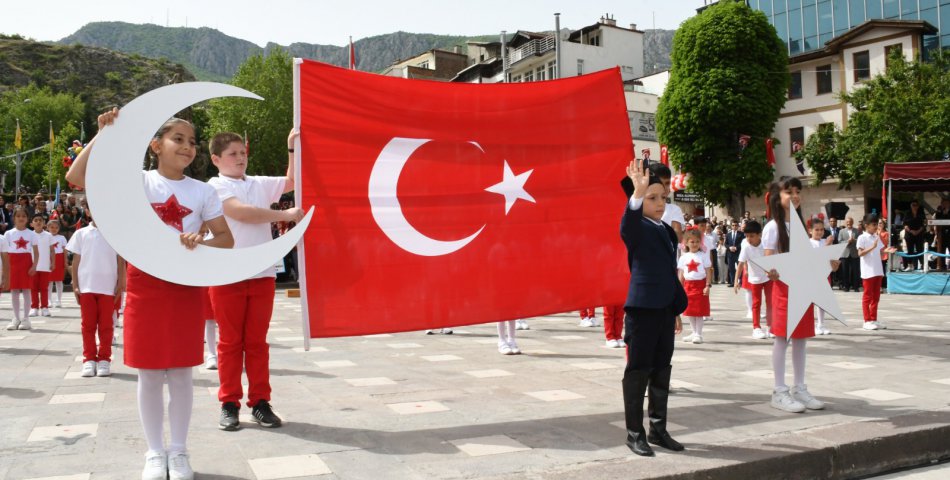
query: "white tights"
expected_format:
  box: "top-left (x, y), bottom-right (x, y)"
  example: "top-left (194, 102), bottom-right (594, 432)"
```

top-left (744, 290), bottom-right (753, 315)
top-left (772, 338), bottom-right (807, 389)
top-left (685, 316), bottom-right (704, 336)
top-left (10, 289), bottom-right (30, 320)
top-left (137, 368), bottom-right (193, 454)
top-left (497, 321), bottom-right (516, 344)
top-left (48, 281), bottom-right (64, 305)
top-left (815, 309), bottom-right (826, 328)
top-left (204, 320), bottom-right (217, 356)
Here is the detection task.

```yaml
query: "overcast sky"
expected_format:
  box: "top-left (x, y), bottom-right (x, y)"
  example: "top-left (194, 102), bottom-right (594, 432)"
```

top-left (3, 1), bottom-right (699, 46)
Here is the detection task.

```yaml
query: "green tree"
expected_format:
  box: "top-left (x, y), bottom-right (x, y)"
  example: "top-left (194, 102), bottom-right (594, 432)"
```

top-left (207, 49), bottom-right (293, 179)
top-left (0, 84), bottom-right (85, 195)
top-left (827, 52), bottom-right (950, 188)
top-left (795, 123), bottom-right (843, 186)
top-left (655, 0), bottom-right (789, 214)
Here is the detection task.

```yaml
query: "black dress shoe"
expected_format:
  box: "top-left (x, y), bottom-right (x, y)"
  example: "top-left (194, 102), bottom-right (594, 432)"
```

top-left (648, 430), bottom-right (685, 451)
top-left (626, 433), bottom-right (655, 456)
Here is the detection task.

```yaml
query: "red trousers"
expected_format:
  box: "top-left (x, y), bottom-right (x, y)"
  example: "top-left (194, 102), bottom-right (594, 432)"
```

top-left (603, 305), bottom-right (624, 340)
top-left (579, 307), bottom-right (595, 319)
top-left (749, 281), bottom-right (770, 329)
top-left (30, 271), bottom-right (50, 308)
top-left (80, 293), bottom-right (116, 362)
top-left (862, 276), bottom-right (883, 321)
top-left (210, 277), bottom-right (276, 407)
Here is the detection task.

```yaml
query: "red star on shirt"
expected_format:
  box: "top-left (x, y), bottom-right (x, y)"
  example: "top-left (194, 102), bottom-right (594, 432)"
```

top-left (151, 194), bottom-right (193, 232)
top-left (686, 259), bottom-right (700, 273)
top-left (13, 236), bottom-right (29, 250)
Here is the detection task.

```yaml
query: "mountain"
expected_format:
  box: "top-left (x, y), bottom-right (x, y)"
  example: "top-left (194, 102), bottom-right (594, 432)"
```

top-left (0, 33), bottom-right (195, 110)
top-left (60, 22), bottom-right (674, 80)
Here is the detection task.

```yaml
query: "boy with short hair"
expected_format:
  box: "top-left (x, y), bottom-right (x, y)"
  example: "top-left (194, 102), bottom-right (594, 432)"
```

top-left (735, 220), bottom-right (771, 339)
top-left (857, 213), bottom-right (895, 330)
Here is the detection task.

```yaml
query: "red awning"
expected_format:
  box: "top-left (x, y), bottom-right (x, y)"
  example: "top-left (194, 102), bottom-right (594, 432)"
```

top-left (883, 161), bottom-right (950, 191)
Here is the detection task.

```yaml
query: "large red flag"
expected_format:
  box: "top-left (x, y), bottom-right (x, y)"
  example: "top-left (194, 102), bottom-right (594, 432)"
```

top-left (296, 59), bottom-right (632, 337)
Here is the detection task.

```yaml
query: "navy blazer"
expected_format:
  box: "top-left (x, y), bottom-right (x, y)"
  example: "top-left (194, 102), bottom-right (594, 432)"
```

top-left (725, 229), bottom-right (744, 253)
top-left (620, 199), bottom-right (688, 315)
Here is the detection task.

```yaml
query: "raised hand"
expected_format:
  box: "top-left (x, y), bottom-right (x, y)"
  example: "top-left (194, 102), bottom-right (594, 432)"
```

top-left (626, 158), bottom-right (649, 199)
top-left (97, 107), bottom-right (119, 130)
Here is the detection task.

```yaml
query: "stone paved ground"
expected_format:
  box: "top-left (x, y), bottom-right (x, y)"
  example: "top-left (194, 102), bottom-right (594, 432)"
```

top-left (0, 285), bottom-right (948, 479)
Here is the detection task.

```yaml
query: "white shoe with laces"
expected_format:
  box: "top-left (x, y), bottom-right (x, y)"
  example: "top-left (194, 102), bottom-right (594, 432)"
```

top-left (167, 450), bottom-right (194, 480)
top-left (752, 328), bottom-right (766, 340)
top-left (791, 384), bottom-right (825, 410)
top-left (141, 451), bottom-right (167, 480)
top-left (81, 361), bottom-right (97, 377)
top-left (771, 387), bottom-right (806, 413)
top-left (96, 360), bottom-right (111, 377)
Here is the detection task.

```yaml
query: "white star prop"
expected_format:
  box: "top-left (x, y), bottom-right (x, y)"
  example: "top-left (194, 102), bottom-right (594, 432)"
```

top-left (485, 160), bottom-right (535, 215)
top-left (751, 208), bottom-right (848, 339)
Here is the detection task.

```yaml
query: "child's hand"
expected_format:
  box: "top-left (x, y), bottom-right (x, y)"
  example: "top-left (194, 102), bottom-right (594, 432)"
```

top-left (767, 269), bottom-right (780, 281)
top-left (179, 232), bottom-right (204, 250)
top-left (703, 285), bottom-right (710, 296)
top-left (733, 283), bottom-right (740, 294)
top-left (28, 266), bottom-right (36, 276)
top-left (884, 246), bottom-right (898, 254)
top-left (282, 207), bottom-right (306, 223)
top-left (831, 259), bottom-right (841, 271)
top-left (97, 107), bottom-right (119, 130)
top-left (626, 158), bottom-right (649, 199)
top-left (287, 128), bottom-right (300, 150)
top-left (674, 316), bottom-right (683, 335)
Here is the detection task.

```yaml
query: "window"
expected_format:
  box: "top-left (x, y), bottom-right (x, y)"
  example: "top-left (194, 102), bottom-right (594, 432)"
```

top-left (788, 71), bottom-right (802, 99)
top-left (884, 43), bottom-right (903, 68)
top-left (589, 34), bottom-right (600, 46)
top-left (817, 122), bottom-right (835, 134)
top-left (536, 66), bottom-right (546, 81)
top-left (547, 61), bottom-right (556, 80)
top-left (524, 70), bottom-right (534, 82)
top-left (512, 75), bottom-right (521, 83)
top-left (789, 127), bottom-right (805, 155)
top-left (418, 60), bottom-right (429, 69)
top-left (816, 64), bottom-right (832, 94)
top-left (577, 59), bottom-right (584, 76)
top-left (853, 50), bottom-right (870, 82)
top-left (622, 65), bottom-right (634, 74)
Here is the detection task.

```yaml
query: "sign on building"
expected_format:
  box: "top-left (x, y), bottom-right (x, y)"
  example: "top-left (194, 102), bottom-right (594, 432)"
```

top-left (673, 191), bottom-right (703, 203)
top-left (628, 111), bottom-right (656, 141)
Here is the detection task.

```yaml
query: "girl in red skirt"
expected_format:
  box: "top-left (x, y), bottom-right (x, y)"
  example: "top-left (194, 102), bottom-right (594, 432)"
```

top-left (66, 108), bottom-right (234, 480)
top-left (4, 207), bottom-right (38, 330)
top-left (677, 228), bottom-right (712, 344)
top-left (47, 219), bottom-right (68, 308)
top-left (761, 177), bottom-right (825, 414)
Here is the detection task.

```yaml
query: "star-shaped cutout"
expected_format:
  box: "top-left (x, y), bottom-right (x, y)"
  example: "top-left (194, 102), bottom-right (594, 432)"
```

top-left (151, 194), bottom-right (193, 232)
top-left (751, 208), bottom-right (848, 338)
top-left (686, 259), bottom-right (700, 272)
top-left (485, 160), bottom-right (535, 215)
top-left (13, 236), bottom-right (29, 250)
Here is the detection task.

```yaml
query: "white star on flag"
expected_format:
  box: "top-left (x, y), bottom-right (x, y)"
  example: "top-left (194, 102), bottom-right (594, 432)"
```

top-left (485, 160), bottom-right (535, 215)
top-left (751, 208), bottom-right (849, 339)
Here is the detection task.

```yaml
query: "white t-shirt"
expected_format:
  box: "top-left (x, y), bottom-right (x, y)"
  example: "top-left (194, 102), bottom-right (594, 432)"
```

top-left (704, 232), bottom-right (718, 252)
top-left (677, 250), bottom-right (711, 281)
top-left (208, 175), bottom-right (286, 279)
top-left (761, 220), bottom-right (789, 252)
top-left (856, 232), bottom-right (884, 279)
top-left (661, 203), bottom-right (685, 228)
top-left (738, 239), bottom-right (768, 284)
top-left (66, 225), bottom-right (119, 296)
top-left (51, 234), bottom-right (67, 254)
top-left (3, 228), bottom-right (36, 255)
top-left (33, 230), bottom-right (53, 272)
top-left (143, 170), bottom-right (223, 234)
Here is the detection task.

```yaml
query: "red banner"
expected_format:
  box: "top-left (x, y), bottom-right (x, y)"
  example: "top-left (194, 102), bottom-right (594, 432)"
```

top-left (297, 60), bottom-right (632, 337)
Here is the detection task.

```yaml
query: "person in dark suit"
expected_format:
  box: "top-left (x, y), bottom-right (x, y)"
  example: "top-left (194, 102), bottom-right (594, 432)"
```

top-left (619, 159), bottom-right (687, 457)
top-left (724, 220), bottom-right (744, 287)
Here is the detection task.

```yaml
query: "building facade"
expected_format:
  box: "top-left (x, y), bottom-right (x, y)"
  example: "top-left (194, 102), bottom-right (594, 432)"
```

top-left (382, 49), bottom-right (469, 81)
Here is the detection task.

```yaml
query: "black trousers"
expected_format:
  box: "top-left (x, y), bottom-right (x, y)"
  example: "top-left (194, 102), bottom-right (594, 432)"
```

top-left (726, 251), bottom-right (739, 286)
top-left (709, 251), bottom-right (719, 283)
top-left (623, 306), bottom-right (675, 373)
top-left (841, 257), bottom-right (860, 290)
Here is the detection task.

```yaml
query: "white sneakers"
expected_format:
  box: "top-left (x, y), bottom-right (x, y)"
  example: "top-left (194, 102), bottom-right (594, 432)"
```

top-left (578, 318), bottom-right (593, 328)
top-left (791, 384), bottom-right (825, 410)
top-left (816, 325), bottom-right (832, 335)
top-left (81, 361), bottom-right (97, 377)
top-left (97, 361), bottom-right (112, 377)
top-left (862, 321), bottom-right (879, 331)
top-left (41, 308), bottom-right (51, 317)
top-left (771, 387), bottom-right (806, 413)
top-left (167, 451), bottom-right (194, 480)
top-left (515, 320), bottom-right (529, 330)
top-left (682, 333), bottom-right (695, 343)
top-left (28, 308), bottom-right (38, 317)
top-left (691, 335), bottom-right (703, 344)
top-left (752, 328), bottom-right (767, 339)
top-left (141, 451), bottom-right (167, 480)
top-left (204, 354), bottom-right (218, 370)
top-left (5, 319), bottom-right (19, 331)
top-left (605, 339), bottom-right (623, 348)
top-left (498, 340), bottom-right (521, 355)
top-left (17, 318), bottom-right (31, 330)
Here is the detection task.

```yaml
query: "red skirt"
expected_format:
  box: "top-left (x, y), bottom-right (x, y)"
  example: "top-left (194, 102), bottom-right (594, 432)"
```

top-left (682, 279), bottom-right (710, 317)
top-left (50, 253), bottom-right (66, 281)
top-left (8, 253), bottom-right (33, 290)
top-left (123, 264), bottom-right (204, 369)
top-left (770, 280), bottom-right (815, 339)
top-left (200, 287), bottom-right (215, 320)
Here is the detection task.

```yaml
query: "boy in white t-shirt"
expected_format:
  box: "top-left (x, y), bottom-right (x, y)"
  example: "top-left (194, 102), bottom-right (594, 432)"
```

top-left (735, 220), bottom-right (771, 339)
top-left (68, 218), bottom-right (126, 377)
top-left (29, 214), bottom-right (55, 317)
top-left (207, 130), bottom-right (305, 431)
top-left (857, 213), bottom-right (896, 330)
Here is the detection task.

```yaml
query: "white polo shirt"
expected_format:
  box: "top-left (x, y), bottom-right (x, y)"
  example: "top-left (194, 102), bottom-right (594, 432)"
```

top-left (856, 232), bottom-right (885, 279)
top-left (208, 175), bottom-right (286, 279)
top-left (738, 239), bottom-right (768, 284)
top-left (66, 225), bottom-right (119, 296)
top-left (33, 230), bottom-right (53, 272)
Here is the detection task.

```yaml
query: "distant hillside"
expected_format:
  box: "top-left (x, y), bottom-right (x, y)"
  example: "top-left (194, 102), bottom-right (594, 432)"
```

top-left (0, 34), bottom-right (195, 110)
top-left (644, 29), bottom-right (675, 74)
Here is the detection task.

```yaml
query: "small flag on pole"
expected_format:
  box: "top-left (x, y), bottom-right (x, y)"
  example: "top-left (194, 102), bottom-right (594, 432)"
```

top-left (349, 36), bottom-right (356, 70)
top-left (49, 121), bottom-right (55, 147)
top-left (14, 119), bottom-right (22, 150)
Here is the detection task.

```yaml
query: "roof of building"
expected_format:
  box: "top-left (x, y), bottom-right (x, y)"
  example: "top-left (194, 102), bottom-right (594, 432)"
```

top-left (567, 21), bottom-right (644, 42)
top-left (789, 19), bottom-right (937, 64)
top-left (450, 58), bottom-right (502, 82)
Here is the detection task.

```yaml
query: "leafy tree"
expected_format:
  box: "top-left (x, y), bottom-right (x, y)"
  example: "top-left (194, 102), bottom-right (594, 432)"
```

top-left (795, 123), bottom-right (843, 186)
top-left (656, 0), bottom-right (788, 214)
top-left (826, 52), bottom-right (950, 188)
top-left (207, 49), bottom-right (293, 179)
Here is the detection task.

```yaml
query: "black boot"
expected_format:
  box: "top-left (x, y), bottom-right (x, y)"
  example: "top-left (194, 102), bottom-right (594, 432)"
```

top-left (622, 369), bottom-right (654, 457)
top-left (647, 365), bottom-right (685, 452)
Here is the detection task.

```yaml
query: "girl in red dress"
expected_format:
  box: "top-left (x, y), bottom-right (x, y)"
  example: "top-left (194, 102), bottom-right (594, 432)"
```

top-left (677, 228), bottom-right (713, 344)
top-left (4, 207), bottom-right (38, 330)
top-left (66, 108), bottom-right (234, 480)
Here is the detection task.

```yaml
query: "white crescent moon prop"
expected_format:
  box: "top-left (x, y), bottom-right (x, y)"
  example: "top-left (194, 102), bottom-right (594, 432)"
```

top-left (369, 137), bottom-right (485, 257)
top-left (86, 82), bottom-right (314, 287)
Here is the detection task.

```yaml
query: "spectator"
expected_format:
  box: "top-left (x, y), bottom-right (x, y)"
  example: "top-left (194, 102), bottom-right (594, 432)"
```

top-left (902, 200), bottom-right (926, 271)
top-left (837, 217), bottom-right (861, 292)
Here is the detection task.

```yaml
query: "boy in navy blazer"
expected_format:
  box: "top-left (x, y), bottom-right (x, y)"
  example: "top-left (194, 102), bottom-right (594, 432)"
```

top-left (620, 159), bottom-right (687, 457)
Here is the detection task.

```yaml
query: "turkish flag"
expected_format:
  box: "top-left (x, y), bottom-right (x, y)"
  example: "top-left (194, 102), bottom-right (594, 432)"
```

top-left (296, 59), bottom-right (632, 337)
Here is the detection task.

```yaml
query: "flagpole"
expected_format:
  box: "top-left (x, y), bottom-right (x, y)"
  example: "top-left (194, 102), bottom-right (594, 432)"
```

top-left (49, 120), bottom-right (53, 194)
top-left (14, 118), bottom-right (21, 196)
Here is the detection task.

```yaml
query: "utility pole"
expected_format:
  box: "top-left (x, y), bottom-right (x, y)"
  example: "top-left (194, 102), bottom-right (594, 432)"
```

top-left (554, 13), bottom-right (561, 79)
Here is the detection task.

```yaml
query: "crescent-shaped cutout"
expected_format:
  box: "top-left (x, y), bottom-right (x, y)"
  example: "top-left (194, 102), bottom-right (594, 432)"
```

top-left (86, 82), bottom-right (314, 287)
top-left (368, 137), bottom-right (485, 257)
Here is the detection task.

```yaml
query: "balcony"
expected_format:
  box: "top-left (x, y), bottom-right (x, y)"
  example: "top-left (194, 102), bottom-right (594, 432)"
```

top-left (505, 36), bottom-right (556, 68)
